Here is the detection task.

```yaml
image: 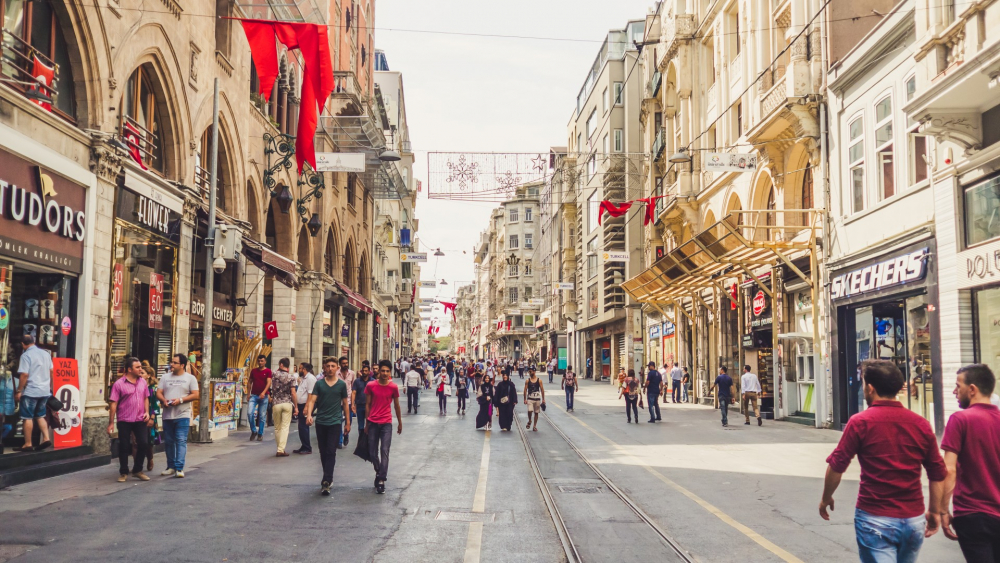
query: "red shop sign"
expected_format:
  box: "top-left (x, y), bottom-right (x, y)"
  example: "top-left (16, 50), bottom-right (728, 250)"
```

top-left (52, 358), bottom-right (82, 449)
top-left (752, 290), bottom-right (767, 317)
top-left (148, 273), bottom-right (164, 329)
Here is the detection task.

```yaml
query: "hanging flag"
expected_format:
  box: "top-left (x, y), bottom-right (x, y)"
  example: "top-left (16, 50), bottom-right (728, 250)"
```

top-left (122, 121), bottom-right (148, 170)
top-left (427, 325), bottom-right (434, 335)
top-left (30, 55), bottom-right (54, 111)
top-left (435, 326), bottom-right (441, 334)
top-left (730, 282), bottom-right (738, 311)
top-left (505, 320), bottom-right (512, 331)
top-left (635, 196), bottom-right (666, 226)
top-left (440, 301), bottom-right (457, 321)
top-left (598, 200), bottom-right (632, 225)
top-left (238, 18), bottom-right (334, 173)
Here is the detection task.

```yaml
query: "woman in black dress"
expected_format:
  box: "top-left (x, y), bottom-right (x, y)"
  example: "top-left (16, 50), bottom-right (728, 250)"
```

top-left (475, 374), bottom-right (495, 430)
top-left (494, 372), bottom-right (518, 431)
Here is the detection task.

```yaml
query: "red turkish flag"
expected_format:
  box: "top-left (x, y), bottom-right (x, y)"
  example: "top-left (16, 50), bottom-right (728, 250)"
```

top-left (440, 301), bottom-right (457, 321)
top-left (30, 55), bottom-right (54, 111)
top-left (264, 321), bottom-right (279, 340)
top-left (730, 283), bottom-right (738, 311)
top-left (636, 196), bottom-right (664, 226)
top-left (123, 121), bottom-right (148, 170)
top-left (239, 19), bottom-right (334, 174)
top-left (598, 201), bottom-right (632, 225)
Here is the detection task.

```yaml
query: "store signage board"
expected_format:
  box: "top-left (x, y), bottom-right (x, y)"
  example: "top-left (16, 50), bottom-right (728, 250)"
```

top-left (663, 321), bottom-right (675, 338)
top-left (602, 251), bottom-right (629, 261)
top-left (418, 298), bottom-right (436, 305)
top-left (555, 282), bottom-right (574, 290)
top-left (831, 248), bottom-right (928, 300)
top-left (112, 264), bottom-right (124, 323)
top-left (957, 238), bottom-right (1000, 290)
top-left (148, 273), bottom-right (164, 329)
top-left (52, 358), bottom-right (82, 449)
top-left (508, 309), bottom-right (522, 315)
top-left (315, 152), bottom-right (366, 173)
top-left (649, 324), bottom-right (661, 339)
top-left (418, 280), bottom-right (437, 288)
top-left (528, 298), bottom-right (545, 305)
top-left (401, 253), bottom-right (428, 262)
top-left (116, 187), bottom-right (180, 244)
top-left (0, 151), bottom-right (88, 274)
top-left (704, 152), bottom-right (758, 173)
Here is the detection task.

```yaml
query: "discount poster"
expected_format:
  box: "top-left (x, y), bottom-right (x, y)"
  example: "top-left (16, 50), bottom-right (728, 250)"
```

top-left (52, 358), bottom-right (82, 449)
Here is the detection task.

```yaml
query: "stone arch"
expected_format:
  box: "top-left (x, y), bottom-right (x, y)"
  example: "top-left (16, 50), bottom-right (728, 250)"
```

top-left (246, 180), bottom-right (262, 241)
top-left (324, 225), bottom-right (340, 278)
top-left (297, 226), bottom-right (314, 270)
top-left (358, 251), bottom-right (370, 298)
top-left (703, 208), bottom-right (717, 233)
top-left (48, 2), bottom-right (100, 124)
top-left (265, 194), bottom-right (295, 258)
top-left (747, 170), bottom-right (778, 241)
top-left (343, 241), bottom-right (356, 290)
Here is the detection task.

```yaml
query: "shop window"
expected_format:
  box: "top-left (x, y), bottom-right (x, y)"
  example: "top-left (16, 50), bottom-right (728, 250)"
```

top-left (0, 262), bottom-right (77, 378)
top-left (965, 176), bottom-right (1000, 246)
top-left (975, 286), bottom-right (1000, 377)
top-left (121, 65), bottom-right (167, 174)
top-left (874, 96), bottom-right (894, 200)
top-left (1, 0), bottom-right (76, 118)
top-left (848, 116), bottom-right (864, 213)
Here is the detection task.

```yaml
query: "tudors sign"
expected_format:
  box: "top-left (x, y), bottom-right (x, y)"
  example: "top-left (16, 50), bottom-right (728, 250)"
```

top-left (0, 149), bottom-right (87, 274)
top-left (831, 248), bottom-right (928, 300)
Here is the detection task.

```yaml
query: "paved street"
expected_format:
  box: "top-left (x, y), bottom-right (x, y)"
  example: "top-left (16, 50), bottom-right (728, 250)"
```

top-left (0, 380), bottom-right (961, 563)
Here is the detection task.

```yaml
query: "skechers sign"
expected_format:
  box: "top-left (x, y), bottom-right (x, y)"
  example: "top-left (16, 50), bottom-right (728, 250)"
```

top-left (831, 248), bottom-right (928, 300)
top-left (0, 148), bottom-right (87, 274)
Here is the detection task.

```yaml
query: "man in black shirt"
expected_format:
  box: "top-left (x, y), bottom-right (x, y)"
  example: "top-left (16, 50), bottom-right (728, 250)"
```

top-left (643, 361), bottom-right (663, 423)
top-left (351, 364), bottom-right (373, 436)
top-left (713, 366), bottom-right (736, 427)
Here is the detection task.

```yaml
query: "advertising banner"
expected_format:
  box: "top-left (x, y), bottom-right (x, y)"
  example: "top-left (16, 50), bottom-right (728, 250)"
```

top-left (400, 253), bottom-right (428, 262)
top-left (148, 273), bottom-right (164, 329)
top-left (418, 280), bottom-right (437, 288)
top-left (112, 263), bottom-right (124, 323)
top-left (602, 251), bottom-right (629, 261)
top-left (704, 152), bottom-right (758, 173)
top-left (211, 381), bottom-right (238, 430)
top-left (315, 152), bottom-right (366, 172)
top-left (555, 282), bottom-right (574, 290)
top-left (52, 358), bottom-right (82, 449)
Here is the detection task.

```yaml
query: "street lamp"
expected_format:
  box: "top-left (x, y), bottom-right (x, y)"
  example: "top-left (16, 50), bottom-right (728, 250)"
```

top-left (379, 148), bottom-right (401, 162)
top-left (274, 185), bottom-right (294, 214)
top-left (307, 212), bottom-right (322, 237)
top-left (669, 148), bottom-right (692, 164)
top-left (439, 279), bottom-right (448, 285)
top-left (434, 248), bottom-right (445, 256)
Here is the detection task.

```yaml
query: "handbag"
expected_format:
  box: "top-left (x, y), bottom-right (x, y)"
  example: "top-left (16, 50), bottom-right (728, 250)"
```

top-left (500, 396), bottom-right (509, 404)
top-left (46, 395), bottom-right (65, 412)
top-left (444, 385), bottom-right (452, 397)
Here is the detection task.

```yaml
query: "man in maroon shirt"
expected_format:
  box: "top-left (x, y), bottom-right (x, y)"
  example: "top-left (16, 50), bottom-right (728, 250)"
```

top-left (820, 360), bottom-right (946, 563)
top-left (247, 355), bottom-right (272, 441)
top-left (939, 364), bottom-right (1000, 562)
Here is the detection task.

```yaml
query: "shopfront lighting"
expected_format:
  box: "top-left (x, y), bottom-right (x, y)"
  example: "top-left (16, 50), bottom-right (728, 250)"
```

top-left (275, 185), bottom-right (294, 214)
top-left (307, 212), bottom-right (322, 237)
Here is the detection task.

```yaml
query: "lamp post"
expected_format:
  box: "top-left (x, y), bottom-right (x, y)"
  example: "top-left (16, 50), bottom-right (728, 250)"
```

top-left (198, 78), bottom-right (222, 443)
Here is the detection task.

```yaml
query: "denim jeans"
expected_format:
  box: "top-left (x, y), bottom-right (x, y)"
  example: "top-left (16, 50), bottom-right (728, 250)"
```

top-left (247, 395), bottom-right (269, 435)
top-left (681, 385), bottom-right (688, 402)
top-left (624, 395), bottom-right (638, 422)
top-left (339, 412), bottom-right (355, 446)
top-left (406, 387), bottom-right (419, 413)
top-left (437, 391), bottom-right (447, 413)
top-left (565, 387), bottom-right (575, 410)
top-left (547, 371), bottom-right (554, 383)
top-left (672, 381), bottom-right (682, 402)
top-left (162, 418), bottom-right (190, 471)
top-left (296, 403), bottom-right (311, 452)
top-left (355, 405), bottom-right (367, 434)
top-left (719, 398), bottom-right (730, 425)
top-left (368, 421), bottom-right (393, 482)
top-left (854, 508), bottom-right (925, 563)
top-left (647, 392), bottom-right (660, 421)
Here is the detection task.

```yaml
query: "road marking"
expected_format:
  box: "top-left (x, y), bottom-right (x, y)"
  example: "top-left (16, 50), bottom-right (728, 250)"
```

top-left (463, 430), bottom-right (491, 563)
top-left (562, 410), bottom-right (805, 563)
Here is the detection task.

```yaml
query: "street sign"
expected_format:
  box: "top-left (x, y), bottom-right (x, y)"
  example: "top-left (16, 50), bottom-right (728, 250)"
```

top-left (401, 253), bottom-right (428, 262)
top-left (315, 152), bottom-right (366, 172)
top-left (418, 298), bottom-right (436, 305)
top-left (418, 280), bottom-right (437, 288)
top-left (602, 251), bottom-right (629, 261)
top-left (555, 282), bottom-right (574, 290)
top-left (704, 152), bottom-right (758, 173)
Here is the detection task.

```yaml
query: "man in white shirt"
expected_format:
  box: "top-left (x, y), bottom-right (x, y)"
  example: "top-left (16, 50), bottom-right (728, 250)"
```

top-left (740, 365), bottom-right (763, 426)
top-left (400, 358), bottom-right (410, 379)
top-left (404, 366), bottom-right (422, 414)
top-left (294, 362), bottom-right (317, 454)
top-left (669, 363), bottom-right (684, 403)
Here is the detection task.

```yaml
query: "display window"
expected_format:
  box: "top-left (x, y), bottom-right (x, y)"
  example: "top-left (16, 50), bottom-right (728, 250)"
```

top-left (0, 260), bottom-right (77, 376)
top-left (974, 286), bottom-right (1000, 378)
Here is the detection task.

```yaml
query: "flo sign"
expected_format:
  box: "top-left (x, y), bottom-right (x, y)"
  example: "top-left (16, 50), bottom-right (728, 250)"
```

top-left (831, 248), bottom-right (928, 300)
top-left (0, 148), bottom-right (87, 274)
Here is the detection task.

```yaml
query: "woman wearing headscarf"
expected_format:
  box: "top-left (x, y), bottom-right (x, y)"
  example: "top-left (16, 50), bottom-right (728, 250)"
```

top-left (435, 367), bottom-right (449, 416)
top-left (475, 373), bottom-right (495, 430)
top-left (494, 372), bottom-right (518, 431)
top-left (455, 366), bottom-right (469, 415)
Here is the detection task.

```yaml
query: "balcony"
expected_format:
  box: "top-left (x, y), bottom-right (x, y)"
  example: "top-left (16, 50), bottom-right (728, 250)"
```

top-left (376, 279), bottom-right (398, 300)
top-left (646, 70), bottom-right (662, 99)
top-left (332, 70), bottom-right (367, 108)
top-left (1, 30), bottom-right (71, 122)
top-left (651, 129), bottom-right (666, 161)
top-left (120, 115), bottom-right (160, 172)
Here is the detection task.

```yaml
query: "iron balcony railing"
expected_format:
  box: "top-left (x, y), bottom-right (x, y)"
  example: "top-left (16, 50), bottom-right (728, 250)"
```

top-left (652, 129), bottom-right (666, 161)
top-left (1, 29), bottom-right (70, 121)
top-left (647, 70), bottom-right (662, 99)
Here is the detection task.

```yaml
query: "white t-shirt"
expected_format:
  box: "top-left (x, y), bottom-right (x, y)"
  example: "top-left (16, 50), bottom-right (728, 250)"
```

top-left (741, 372), bottom-right (762, 393)
top-left (401, 360), bottom-right (410, 373)
top-left (404, 370), bottom-right (421, 388)
top-left (160, 372), bottom-right (199, 420)
top-left (296, 372), bottom-right (316, 404)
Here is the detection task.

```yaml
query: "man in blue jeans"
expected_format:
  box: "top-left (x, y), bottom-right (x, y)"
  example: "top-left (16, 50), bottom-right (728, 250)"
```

top-left (820, 360), bottom-right (946, 563)
top-left (246, 355), bottom-right (272, 441)
top-left (156, 354), bottom-right (199, 478)
top-left (14, 335), bottom-right (53, 451)
top-left (643, 362), bottom-right (662, 423)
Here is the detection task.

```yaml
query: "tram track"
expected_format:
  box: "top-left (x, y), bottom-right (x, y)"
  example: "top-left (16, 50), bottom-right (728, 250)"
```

top-left (514, 409), bottom-right (694, 563)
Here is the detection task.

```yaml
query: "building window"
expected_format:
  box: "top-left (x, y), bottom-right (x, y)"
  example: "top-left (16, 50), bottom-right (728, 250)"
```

top-left (508, 287), bottom-right (518, 304)
top-left (1, 0), bottom-right (76, 117)
top-left (577, 133), bottom-right (582, 154)
top-left (588, 155), bottom-right (596, 180)
top-left (848, 117), bottom-right (864, 213)
top-left (509, 207), bottom-right (519, 222)
top-left (588, 192), bottom-right (599, 232)
top-left (525, 233), bottom-right (533, 249)
top-left (905, 76), bottom-right (928, 186)
top-left (614, 129), bottom-right (623, 152)
top-left (524, 260), bottom-right (532, 276)
top-left (345, 7), bottom-right (352, 30)
top-left (524, 207), bottom-right (533, 222)
top-left (602, 87), bottom-right (609, 113)
top-left (121, 66), bottom-right (167, 174)
top-left (347, 173), bottom-right (357, 207)
top-left (587, 238), bottom-right (598, 279)
top-left (588, 284), bottom-right (598, 317)
top-left (603, 134), bottom-right (609, 155)
top-left (736, 102), bottom-right (743, 137)
top-left (801, 165), bottom-right (814, 224)
top-left (508, 263), bottom-right (519, 277)
top-left (509, 234), bottom-right (519, 249)
top-left (614, 81), bottom-right (623, 105)
top-left (965, 176), bottom-right (1000, 246)
top-left (586, 109), bottom-right (597, 141)
top-left (874, 96), bottom-right (894, 200)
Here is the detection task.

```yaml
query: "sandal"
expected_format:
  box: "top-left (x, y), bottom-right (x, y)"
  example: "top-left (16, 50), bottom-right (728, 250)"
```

top-left (19, 445), bottom-right (34, 452)
top-left (532, 426), bottom-right (537, 432)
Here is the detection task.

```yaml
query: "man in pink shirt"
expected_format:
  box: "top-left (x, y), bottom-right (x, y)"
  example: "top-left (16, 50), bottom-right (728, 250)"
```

top-left (939, 364), bottom-right (1000, 561)
top-left (365, 360), bottom-right (402, 494)
top-left (107, 357), bottom-right (151, 482)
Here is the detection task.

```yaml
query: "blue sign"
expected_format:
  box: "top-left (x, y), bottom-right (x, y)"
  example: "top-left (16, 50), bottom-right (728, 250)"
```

top-left (663, 322), bottom-right (675, 337)
top-left (649, 324), bottom-right (661, 339)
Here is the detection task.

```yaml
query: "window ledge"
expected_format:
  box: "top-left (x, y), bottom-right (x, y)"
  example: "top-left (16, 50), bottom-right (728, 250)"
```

top-left (843, 180), bottom-right (931, 225)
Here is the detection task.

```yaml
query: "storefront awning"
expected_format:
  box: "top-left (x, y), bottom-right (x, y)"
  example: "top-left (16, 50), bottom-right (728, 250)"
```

top-left (622, 210), bottom-right (821, 304)
top-left (335, 281), bottom-right (373, 314)
top-left (240, 237), bottom-right (299, 289)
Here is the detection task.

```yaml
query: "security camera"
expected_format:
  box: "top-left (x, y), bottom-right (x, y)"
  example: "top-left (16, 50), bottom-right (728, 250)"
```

top-left (213, 256), bottom-right (227, 274)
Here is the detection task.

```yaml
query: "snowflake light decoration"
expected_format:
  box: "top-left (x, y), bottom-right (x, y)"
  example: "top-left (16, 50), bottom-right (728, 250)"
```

top-left (497, 170), bottom-right (521, 197)
top-left (446, 154), bottom-right (479, 191)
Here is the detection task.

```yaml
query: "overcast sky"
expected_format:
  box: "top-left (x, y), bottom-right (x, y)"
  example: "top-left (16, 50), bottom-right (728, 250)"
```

top-left (374, 0), bottom-right (655, 331)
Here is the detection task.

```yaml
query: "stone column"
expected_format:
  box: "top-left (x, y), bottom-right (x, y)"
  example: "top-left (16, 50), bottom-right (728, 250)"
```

top-left (295, 272), bottom-right (323, 369)
top-left (270, 280), bottom-right (297, 364)
top-left (174, 200), bottom-right (198, 360)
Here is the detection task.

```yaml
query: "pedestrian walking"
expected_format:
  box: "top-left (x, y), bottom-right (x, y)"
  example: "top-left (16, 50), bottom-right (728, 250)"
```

top-left (474, 368), bottom-right (484, 394)
top-left (681, 368), bottom-right (690, 403)
top-left (108, 357), bottom-right (151, 482)
top-left (476, 374), bottom-right (495, 430)
top-left (669, 362), bottom-right (684, 403)
top-left (246, 355), bottom-right (271, 442)
top-left (547, 358), bottom-right (556, 384)
top-left (404, 364), bottom-right (421, 414)
top-left (139, 367), bottom-right (161, 471)
top-left (435, 368), bottom-right (449, 415)
top-left (495, 372), bottom-right (518, 431)
top-left (562, 366), bottom-right (578, 412)
top-left (939, 364), bottom-right (1000, 561)
top-left (713, 366), bottom-right (735, 427)
top-left (820, 360), bottom-right (946, 563)
top-left (644, 362), bottom-right (662, 423)
top-left (617, 367), bottom-right (628, 392)
top-left (13, 335), bottom-right (53, 451)
top-left (338, 357), bottom-right (356, 449)
top-left (446, 357), bottom-right (455, 386)
top-left (586, 357), bottom-right (593, 380)
top-left (523, 368), bottom-right (545, 431)
top-left (455, 368), bottom-right (468, 415)
top-left (269, 358), bottom-right (297, 457)
top-left (304, 358), bottom-right (350, 496)
top-left (351, 364), bottom-right (373, 438)
top-left (156, 354), bottom-right (199, 478)
top-left (293, 363), bottom-right (316, 454)
top-left (365, 360), bottom-right (402, 494)
top-left (618, 370), bottom-right (641, 423)
top-left (518, 358), bottom-right (526, 379)
top-left (741, 365), bottom-right (763, 426)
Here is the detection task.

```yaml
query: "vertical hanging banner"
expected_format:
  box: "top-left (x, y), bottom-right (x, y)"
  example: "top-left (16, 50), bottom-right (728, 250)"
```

top-left (52, 358), bottom-right (82, 449)
top-left (148, 273), bottom-right (164, 329)
top-left (112, 263), bottom-right (124, 323)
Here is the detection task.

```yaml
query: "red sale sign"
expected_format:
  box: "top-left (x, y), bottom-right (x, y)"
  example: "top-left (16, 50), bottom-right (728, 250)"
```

top-left (753, 290), bottom-right (767, 316)
top-left (112, 263), bottom-right (124, 324)
top-left (264, 321), bottom-right (278, 340)
top-left (52, 358), bottom-right (82, 449)
top-left (148, 272), bottom-right (164, 329)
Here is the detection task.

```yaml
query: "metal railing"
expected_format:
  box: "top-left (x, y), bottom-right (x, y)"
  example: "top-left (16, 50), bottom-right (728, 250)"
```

top-left (120, 115), bottom-right (160, 170)
top-left (1, 30), bottom-right (69, 120)
top-left (652, 129), bottom-right (666, 161)
top-left (647, 70), bottom-right (662, 99)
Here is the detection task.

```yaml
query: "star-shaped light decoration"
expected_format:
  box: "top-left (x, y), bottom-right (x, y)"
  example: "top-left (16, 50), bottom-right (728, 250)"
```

top-left (531, 154), bottom-right (546, 174)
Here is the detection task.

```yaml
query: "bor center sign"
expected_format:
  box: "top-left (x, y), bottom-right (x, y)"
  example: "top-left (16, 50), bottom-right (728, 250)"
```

top-left (831, 248), bottom-right (928, 300)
